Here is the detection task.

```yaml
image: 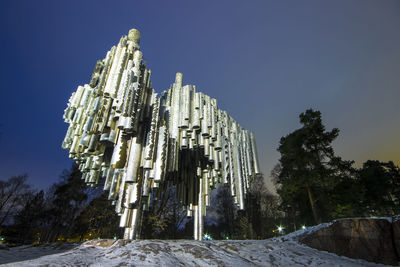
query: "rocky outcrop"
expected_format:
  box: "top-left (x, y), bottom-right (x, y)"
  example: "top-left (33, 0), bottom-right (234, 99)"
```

top-left (300, 218), bottom-right (399, 265)
top-left (393, 215), bottom-right (400, 260)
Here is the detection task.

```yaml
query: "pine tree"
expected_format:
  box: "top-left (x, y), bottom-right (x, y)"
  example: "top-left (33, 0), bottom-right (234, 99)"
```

top-left (72, 192), bottom-right (123, 240)
top-left (47, 164), bottom-right (88, 242)
top-left (359, 160), bottom-right (400, 216)
top-left (11, 191), bottom-right (45, 244)
top-left (245, 174), bottom-right (280, 238)
top-left (274, 109), bottom-right (354, 225)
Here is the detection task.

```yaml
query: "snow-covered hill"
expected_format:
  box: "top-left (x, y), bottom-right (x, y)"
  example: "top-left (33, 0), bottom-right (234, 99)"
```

top-left (0, 226), bottom-right (385, 267)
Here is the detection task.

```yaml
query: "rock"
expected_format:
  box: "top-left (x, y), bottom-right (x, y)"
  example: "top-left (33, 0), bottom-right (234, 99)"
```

top-left (84, 239), bottom-right (117, 248)
top-left (114, 239), bottom-right (131, 246)
top-left (300, 218), bottom-right (398, 265)
top-left (393, 215), bottom-right (400, 260)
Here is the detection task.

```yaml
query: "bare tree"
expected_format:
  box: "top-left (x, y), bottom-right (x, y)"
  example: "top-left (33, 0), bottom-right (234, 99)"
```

top-left (0, 174), bottom-right (33, 226)
top-left (141, 184), bottom-right (187, 239)
top-left (214, 184), bottom-right (238, 238)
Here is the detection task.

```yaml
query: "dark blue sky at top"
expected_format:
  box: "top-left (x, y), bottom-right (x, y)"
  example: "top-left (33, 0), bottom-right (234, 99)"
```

top-left (0, 0), bottom-right (399, 191)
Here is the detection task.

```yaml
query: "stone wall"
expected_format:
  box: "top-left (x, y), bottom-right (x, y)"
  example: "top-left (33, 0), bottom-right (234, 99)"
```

top-left (393, 215), bottom-right (400, 261)
top-left (300, 217), bottom-right (399, 265)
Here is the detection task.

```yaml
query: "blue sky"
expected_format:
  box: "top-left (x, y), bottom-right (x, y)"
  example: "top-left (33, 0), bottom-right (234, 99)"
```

top-left (1, 0), bottom-right (399, 191)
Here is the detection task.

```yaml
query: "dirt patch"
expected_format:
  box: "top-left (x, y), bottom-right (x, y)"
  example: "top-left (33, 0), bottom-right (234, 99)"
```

top-left (84, 239), bottom-right (116, 248)
top-left (264, 244), bottom-right (274, 251)
top-left (115, 239), bottom-right (131, 246)
top-left (139, 243), bottom-right (163, 255)
top-left (219, 244), bottom-right (238, 252)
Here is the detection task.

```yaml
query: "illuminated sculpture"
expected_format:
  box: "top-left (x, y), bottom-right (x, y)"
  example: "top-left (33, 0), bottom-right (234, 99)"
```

top-left (62, 29), bottom-right (260, 240)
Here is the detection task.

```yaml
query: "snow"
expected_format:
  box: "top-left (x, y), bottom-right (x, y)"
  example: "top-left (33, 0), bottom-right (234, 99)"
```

top-left (0, 236), bottom-right (386, 266)
top-left (333, 217), bottom-right (393, 223)
top-left (0, 243), bottom-right (78, 265)
top-left (281, 216), bottom-right (394, 242)
top-left (279, 222), bottom-right (333, 241)
top-left (2, 217), bottom-right (395, 266)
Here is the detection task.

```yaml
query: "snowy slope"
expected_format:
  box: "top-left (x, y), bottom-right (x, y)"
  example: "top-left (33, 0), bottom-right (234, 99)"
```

top-left (0, 233), bottom-right (386, 267)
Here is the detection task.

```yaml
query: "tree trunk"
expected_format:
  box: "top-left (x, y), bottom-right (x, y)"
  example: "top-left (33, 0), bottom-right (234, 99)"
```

top-left (291, 206), bottom-right (297, 231)
top-left (306, 186), bottom-right (320, 224)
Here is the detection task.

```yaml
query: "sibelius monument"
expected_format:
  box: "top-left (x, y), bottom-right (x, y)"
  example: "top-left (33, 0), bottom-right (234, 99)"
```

top-left (62, 29), bottom-right (260, 240)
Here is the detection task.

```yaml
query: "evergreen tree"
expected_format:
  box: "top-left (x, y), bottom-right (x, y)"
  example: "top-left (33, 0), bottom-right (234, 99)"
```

top-left (359, 160), bottom-right (400, 216)
top-left (274, 109), bottom-right (354, 225)
top-left (47, 164), bottom-right (88, 242)
top-left (72, 192), bottom-right (123, 241)
top-left (328, 161), bottom-right (363, 218)
top-left (10, 191), bottom-right (45, 244)
top-left (249, 174), bottom-right (281, 238)
top-left (235, 211), bottom-right (254, 239)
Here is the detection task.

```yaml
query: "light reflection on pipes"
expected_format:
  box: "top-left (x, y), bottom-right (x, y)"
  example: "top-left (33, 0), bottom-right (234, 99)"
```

top-left (62, 29), bottom-right (260, 241)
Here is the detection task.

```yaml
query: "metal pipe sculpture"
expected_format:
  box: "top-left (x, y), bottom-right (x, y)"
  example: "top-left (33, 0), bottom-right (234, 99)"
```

top-left (62, 29), bottom-right (260, 240)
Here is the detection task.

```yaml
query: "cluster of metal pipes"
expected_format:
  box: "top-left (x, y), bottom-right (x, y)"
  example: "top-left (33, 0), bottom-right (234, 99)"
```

top-left (62, 29), bottom-right (260, 240)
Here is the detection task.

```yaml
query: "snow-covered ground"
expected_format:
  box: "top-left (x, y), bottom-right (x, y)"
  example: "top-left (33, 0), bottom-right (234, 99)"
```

top-left (0, 239), bottom-right (386, 266)
top-left (0, 225), bottom-right (388, 266)
top-left (0, 243), bottom-right (78, 265)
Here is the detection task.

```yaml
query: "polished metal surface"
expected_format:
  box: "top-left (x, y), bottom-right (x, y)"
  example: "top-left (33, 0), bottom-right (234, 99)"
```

top-left (63, 29), bottom-right (260, 241)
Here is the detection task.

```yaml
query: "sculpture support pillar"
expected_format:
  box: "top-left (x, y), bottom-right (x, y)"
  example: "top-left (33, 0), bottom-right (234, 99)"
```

top-left (197, 176), bottom-right (204, 240)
